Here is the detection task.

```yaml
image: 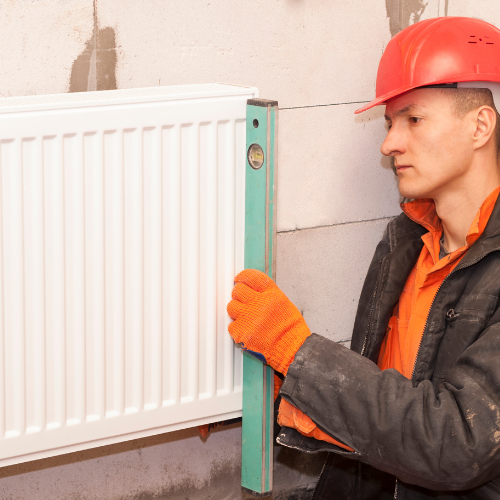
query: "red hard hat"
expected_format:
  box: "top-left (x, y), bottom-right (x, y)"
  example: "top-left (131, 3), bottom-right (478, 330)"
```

top-left (356, 17), bottom-right (500, 114)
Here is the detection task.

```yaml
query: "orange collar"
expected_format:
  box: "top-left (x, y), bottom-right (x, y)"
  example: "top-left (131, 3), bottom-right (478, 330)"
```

top-left (402, 186), bottom-right (500, 251)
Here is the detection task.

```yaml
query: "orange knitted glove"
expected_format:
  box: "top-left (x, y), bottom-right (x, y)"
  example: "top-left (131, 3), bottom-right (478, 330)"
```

top-left (227, 269), bottom-right (311, 375)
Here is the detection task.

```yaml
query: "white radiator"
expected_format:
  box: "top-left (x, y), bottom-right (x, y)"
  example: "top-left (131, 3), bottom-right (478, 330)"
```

top-left (0, 83), bottom-right (257, 467)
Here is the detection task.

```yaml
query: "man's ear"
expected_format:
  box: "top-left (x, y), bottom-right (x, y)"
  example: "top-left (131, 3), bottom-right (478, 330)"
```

top-left (472, 106), bottom-right (497, 150)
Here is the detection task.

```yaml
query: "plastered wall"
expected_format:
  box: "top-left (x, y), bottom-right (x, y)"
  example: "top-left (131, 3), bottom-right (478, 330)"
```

top-left (1, 1), bottom-right (498, 499)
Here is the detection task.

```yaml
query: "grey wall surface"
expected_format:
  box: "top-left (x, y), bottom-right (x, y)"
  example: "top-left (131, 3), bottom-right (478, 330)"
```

top-left (0, 0), bottom-right (495, 499)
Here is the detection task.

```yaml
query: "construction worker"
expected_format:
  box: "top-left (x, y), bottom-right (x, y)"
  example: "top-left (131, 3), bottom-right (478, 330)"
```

top-left (228, 17), bottom-right (500, 499)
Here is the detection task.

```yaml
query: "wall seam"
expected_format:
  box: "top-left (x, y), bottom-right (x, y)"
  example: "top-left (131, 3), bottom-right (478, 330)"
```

top-left (278, 216), bottom-right (395, 235)
top-left (280, 100), bottom-right (369, 110)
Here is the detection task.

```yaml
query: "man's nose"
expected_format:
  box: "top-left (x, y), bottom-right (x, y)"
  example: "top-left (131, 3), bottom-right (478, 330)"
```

top-left (380, 127), bottom-right (405, 157)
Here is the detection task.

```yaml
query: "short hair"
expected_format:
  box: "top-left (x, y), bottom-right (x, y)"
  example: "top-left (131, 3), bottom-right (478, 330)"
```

top-left (439, 87), bottom-right (500, 156)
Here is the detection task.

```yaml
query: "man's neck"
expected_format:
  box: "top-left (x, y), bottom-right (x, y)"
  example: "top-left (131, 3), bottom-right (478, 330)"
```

top-left (435, 174), bottom-right (500, 253)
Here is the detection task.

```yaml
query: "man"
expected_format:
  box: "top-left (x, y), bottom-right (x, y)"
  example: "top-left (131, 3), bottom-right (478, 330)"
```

top-left (228, 17), bottom-right (500, 499)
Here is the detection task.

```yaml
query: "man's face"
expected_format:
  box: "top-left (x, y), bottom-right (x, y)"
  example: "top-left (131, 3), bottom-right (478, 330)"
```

top-left (381, 88), bottom-right (474, 200)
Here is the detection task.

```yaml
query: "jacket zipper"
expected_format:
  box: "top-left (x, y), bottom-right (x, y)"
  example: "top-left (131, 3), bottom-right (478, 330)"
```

top-left (394, 478), bottom-right (398, 498)
top-left (361, 262), bottom-right (383, 357)
top-left (362, 218), bottom-right (397, 358)
top-left (409, 278), bottom-right (446, 379)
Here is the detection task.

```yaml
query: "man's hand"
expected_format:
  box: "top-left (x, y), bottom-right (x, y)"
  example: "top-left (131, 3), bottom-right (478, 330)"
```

top-left (227, 269), bottom-right (311, 375)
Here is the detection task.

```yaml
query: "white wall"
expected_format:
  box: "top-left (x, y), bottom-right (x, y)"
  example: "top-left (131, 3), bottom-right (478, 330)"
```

top-left (0, 0), bottom-right (94, 96)
top-left (1, 0), bottom-right (494, 498)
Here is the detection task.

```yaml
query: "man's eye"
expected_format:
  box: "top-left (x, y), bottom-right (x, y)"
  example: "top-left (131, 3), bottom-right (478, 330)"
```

top-left (409, 117), bottom-right (422, 124)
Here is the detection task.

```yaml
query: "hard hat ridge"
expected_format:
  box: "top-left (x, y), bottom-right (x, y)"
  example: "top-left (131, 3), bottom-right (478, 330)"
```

top-left (356, 17), bottom-right (500, 114)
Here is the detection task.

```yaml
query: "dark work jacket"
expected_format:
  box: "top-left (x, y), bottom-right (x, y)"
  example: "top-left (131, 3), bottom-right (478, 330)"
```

top-left (277, 201), bottom-right (500, 499)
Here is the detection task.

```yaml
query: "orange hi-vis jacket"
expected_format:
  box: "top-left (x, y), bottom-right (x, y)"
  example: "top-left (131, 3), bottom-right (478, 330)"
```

top-left (278, 186), bottom-right (500, 451)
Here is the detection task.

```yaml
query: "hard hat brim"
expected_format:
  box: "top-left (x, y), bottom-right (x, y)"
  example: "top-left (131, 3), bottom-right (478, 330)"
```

top-left (354, 85), bottom-right (416, 114)
top-left (355, 75), bottom-right (500, 114)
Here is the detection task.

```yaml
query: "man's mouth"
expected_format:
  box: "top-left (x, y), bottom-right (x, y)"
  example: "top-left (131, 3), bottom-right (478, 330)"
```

top-left (395, 165), bottom-right (412, 173)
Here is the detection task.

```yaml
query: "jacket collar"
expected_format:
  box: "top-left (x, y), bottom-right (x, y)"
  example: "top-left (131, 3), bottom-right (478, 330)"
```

top-left (400, 186), bottom-right (500, 266)
top-left (460, 190), bottom-right (500, 269)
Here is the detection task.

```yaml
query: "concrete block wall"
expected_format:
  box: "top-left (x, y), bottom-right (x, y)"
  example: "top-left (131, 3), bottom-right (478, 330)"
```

top-left (1, 1), bottom-right (498, 498)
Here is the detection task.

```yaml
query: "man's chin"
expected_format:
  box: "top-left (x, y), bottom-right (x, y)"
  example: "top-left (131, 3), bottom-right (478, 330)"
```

top-left (398, 183), bottom-right (429, 201)
top-left (399, 188), bottom-right (414, 200)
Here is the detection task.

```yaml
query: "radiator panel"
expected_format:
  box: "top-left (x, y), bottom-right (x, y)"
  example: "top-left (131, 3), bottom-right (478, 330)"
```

top-left (0, 84), bottom-right (256, 467)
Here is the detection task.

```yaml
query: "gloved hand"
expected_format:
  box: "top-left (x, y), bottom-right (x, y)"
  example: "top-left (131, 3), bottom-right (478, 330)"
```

top-left (227, 269), bottom-right (311, 375)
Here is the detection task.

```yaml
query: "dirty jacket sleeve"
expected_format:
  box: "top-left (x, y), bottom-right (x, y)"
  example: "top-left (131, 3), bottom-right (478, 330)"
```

top-left (279, 324), bottom-right (500, 492)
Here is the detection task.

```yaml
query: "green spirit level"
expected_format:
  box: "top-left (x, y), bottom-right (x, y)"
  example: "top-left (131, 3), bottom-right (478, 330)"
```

top-left (242, 98), bottom-right (278, 497)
